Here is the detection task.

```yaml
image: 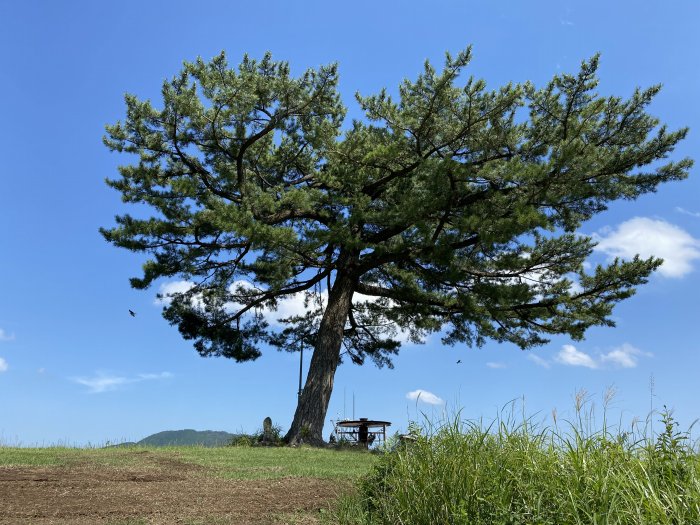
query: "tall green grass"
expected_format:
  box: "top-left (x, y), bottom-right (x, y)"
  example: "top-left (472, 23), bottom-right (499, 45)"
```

top-left (332, 399), bottom-right (700, 524)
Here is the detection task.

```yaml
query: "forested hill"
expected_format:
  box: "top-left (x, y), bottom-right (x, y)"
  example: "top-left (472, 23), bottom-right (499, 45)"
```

top-left (111, 429), bottom-right (238, 447)
top-left (139, 429), bottom-right (237, 446)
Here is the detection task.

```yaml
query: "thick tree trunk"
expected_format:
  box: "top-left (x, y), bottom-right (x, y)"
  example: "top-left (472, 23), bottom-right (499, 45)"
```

top-left (284, 269), bottom-right (356, 445)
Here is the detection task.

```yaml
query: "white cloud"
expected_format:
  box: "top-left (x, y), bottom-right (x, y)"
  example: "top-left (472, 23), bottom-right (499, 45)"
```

top-left (593, 217), bottom-right (700, 278)
top-left (527, 354), bottom-right (551, 369)
top-left (550, 342), bottom-right (650, 370)
top-left (600, 343), bottom-right (651, 368)
top-left (0, 329), bottom-right (15, 342)
top-left (158, 280), bottom-right (195, 298)
top-left (73, 375), bottom-right (127, 393)
top-left (155, 280), bottom-right (321, 326)
top-left (137, 372), bottom-right (174, 380)
top-left (567, 278), bottom-right (584, 295)
top-left (0, 357), bottom-right (8, 372)
top-left (155, 279), bottom-right (416, 344)
top-left (155, 280), bottom-right (203, 307)
top-left (486, 361), bottom-right (506, 369)
top-left (72, 371), bottom-right (172, 393)
top-left (266, 289), bottom-right (415, 341)
top-left (406, 389), bottom-right (444, 405)
top-left (265, 289), bottom-right (328, 326)
top-left (555, 344), bottom-right (598, 369)
top-left (259, 289), bottom-right (383, 327)
top-left (507, 252), bottom-right (583, 297)
top-left (676, 207), bottom-right (700, 218)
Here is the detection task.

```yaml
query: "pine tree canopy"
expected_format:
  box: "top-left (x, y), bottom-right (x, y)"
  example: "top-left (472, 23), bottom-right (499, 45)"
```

top-left (101, 47), bottom-right (691, 370)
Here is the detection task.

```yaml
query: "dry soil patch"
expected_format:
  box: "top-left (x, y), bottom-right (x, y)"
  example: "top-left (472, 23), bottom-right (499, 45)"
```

top-left (0, 456), bottom-right (346, 524)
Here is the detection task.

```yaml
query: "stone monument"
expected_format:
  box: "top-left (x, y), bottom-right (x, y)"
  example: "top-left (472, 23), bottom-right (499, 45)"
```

top-left (261, 416), bottom-right (274, 445)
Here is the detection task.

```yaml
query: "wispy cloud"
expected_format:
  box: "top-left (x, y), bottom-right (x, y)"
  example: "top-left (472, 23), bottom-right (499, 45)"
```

top-left (406, 389), bottom-right (444, 405)
top-left (486, 361), bottom-right (507, 369)
top-left (547, 343), bottom-right (650, 370)
top-left (72, 371), bottom-right (173, 393)
top-left (600, 343), bottom-right (651, 368)
top-left (593, 217), bottom-right (700, 278)
top-left (555, 344), bottom-right (598, 369)
top-left (527, 354), bottom-right (551, 369)
top-left (676, 207), bottom-right (700, 218)
top-left (0, 329), bottom-right (15, 342)
top-left (0, 357), bottom-right (8, 372)
top-left (136, 372), bottom-right (173, 380)
top-left (560, 19), bottom-right (574, 26)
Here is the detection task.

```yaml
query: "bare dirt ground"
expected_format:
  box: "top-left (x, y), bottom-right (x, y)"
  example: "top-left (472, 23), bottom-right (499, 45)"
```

top-left (0, 452), bottom-right (348, 524)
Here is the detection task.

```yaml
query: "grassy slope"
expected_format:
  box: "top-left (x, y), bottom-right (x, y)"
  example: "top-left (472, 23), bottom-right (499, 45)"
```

top-left (0, 445), bottom-right (377, 480)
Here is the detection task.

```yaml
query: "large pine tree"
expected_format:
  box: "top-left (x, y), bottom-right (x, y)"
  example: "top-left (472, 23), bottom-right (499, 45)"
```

top-left (102, 48), bottom-right (691, 444)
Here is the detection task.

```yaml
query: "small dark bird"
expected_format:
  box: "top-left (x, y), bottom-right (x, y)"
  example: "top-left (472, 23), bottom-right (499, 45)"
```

top-left (129, 310), bottom-right (136, 317)
top-left (456, 360), bottom-right (462, 364)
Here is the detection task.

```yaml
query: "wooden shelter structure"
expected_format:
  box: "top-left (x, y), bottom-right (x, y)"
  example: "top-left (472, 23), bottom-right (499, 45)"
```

top-left (334, 418), bottom-right (391, 448)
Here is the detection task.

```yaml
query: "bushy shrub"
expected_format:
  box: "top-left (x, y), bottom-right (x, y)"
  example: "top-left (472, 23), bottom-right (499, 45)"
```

top-left (257, 423), bottom-right (285, 446)
top-left (228, 434), bottom-right (256, 447)
top-left (227, 424), bottom-right (286, 447)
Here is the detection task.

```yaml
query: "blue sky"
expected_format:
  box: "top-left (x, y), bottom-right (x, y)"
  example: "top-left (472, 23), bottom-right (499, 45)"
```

top-left (1, 1), bottom-right (699, 446)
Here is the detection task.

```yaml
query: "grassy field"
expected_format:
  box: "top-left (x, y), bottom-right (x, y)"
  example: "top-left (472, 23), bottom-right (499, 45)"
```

top-left (0, 443), bottom-right (376, 480)
top-left (5, 402), bottom-right (700, 524)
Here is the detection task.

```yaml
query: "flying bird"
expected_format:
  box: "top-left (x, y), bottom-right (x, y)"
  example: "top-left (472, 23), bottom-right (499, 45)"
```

top-left (456, 360), bottom-right (462, 364)
top-left (129, 310), bottom-right (136, 317)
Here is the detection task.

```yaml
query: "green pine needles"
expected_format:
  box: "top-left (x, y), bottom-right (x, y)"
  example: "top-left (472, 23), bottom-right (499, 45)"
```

top-left (101, 47), bottom-right (692, 443)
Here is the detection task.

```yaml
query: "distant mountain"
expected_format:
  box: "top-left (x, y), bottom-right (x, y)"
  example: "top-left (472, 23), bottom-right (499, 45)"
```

top-left (107, 441), bottom-right (137, 447)
top-left (138, 429), bottom-right (237, 447)
top-left (106, 429), bottom-right (239, 448)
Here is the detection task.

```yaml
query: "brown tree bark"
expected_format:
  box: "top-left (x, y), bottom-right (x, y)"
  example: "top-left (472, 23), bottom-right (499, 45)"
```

top-left (284, 268), bottom-right (356, 445)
